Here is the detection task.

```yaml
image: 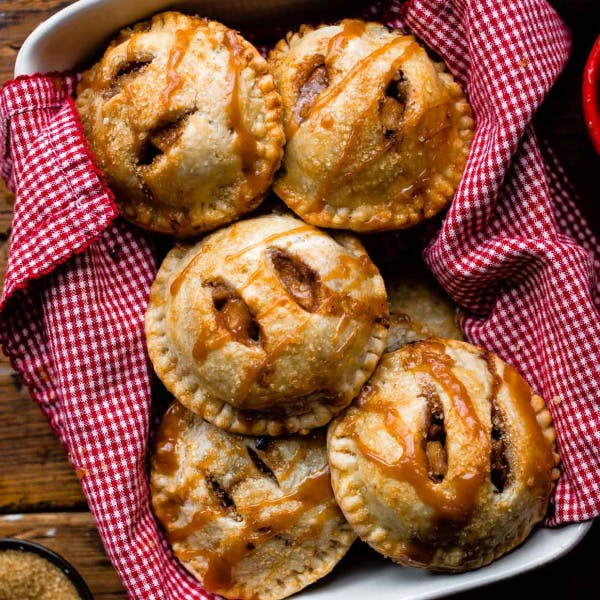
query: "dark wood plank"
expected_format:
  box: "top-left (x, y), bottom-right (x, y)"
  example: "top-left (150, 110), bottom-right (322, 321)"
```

top-left (0, 1), bottom-right (76, 79)
top-left (0, 512), bottom-right (127, 599)
top-left (0, 1), bottom-right (84, 513)
top-left (0, 361), bottom-right (86, 513)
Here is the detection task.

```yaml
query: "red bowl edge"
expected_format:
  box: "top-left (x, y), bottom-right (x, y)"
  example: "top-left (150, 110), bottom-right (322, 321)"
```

top-left (582, 34), bottom-right (600, 156)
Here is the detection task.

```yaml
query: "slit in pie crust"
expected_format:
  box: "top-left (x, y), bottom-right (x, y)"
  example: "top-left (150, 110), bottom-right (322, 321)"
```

top-left (151, 401), bottom-right (355, 600)
top-left (269, 20), bottom-right (474, 232)
top-left (327, 339), bottom-right (559, 572)
top-left (76, 11), bottom-right (285, 237)
top-left (145, 213), bottom-right (389, 435)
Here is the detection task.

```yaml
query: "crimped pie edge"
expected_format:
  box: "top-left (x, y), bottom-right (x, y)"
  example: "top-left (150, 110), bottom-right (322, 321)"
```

top-left (326, 339), bottom-right (559, 571)
top-left (269, 22), bottom-right (475, 232)
top-left (77, 12), bottom-right (285, 237)
top-left (145, 225), bottom-right (389, 436)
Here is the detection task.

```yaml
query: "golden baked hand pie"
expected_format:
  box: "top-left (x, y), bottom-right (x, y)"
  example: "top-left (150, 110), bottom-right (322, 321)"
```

top-left (385, 262), bottom-right (464, 351)
top-left (145, 213), bottom-right (389, 435)
top-left (328, 339), bottom-right (559, 572)
top-left (151, 401), bottom-right (355, 600)
top-left (76, 11), bottom-right (284, 237)
top-left (269, 20), bottom-right (474, 232)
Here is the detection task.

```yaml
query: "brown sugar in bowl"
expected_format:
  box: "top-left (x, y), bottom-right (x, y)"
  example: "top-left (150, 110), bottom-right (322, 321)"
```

top-left (0, 538), bottom-right (93, 600)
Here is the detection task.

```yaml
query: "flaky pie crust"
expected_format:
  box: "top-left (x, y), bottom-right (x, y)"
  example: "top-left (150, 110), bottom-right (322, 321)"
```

top-left (385, 262), bottom-right (464, 352)
top-left (269, 20), bottom-right (474, 232)
top-left (76, 12), bottom-right (285, 237)
top-left (145, 214), bottom-right (389, 435)
top-left (151, 401), bottom-right (355, 600)
top-left (327, 339), bottom-right (559, 572)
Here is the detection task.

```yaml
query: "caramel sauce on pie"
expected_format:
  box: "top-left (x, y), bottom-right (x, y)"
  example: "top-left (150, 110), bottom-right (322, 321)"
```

top-left (352, 405), bottom-right (482, 524)
top-left (153, 492), bottom-right (183, 527)
top-left (326, 19), bottom-right (367, 58)
top-left (215, 297), bottom-right (257, 344)
top-left (152, 400), bottom-right (187, 477)
top-left (192, 326), bottom-right (230, 363)
top-left (306, 36), bottom-right (415, 125)
top-left (167, 223), bottom-right (385, 407)
top-left (502, 363), bottom-right (554, 485)
top-left (311, 40), bottom-right (421, 204)
top-left (164, 28), bottom-right (195, 103)
top-left (285, 29), bottom-right (453, 222)
top-left (226, 312), bottom-right (313, 406)
top-left (353, 341), bottom-right (489, 524)
top-left (168, 507), bottom-right (219, 543)
top-left (169, 227), bottom-right (315, 300)
top-left (224, 225), bottom-right (315, 262)
top-left (287, 20), bottom-right (367, 140)
top-left (223, 30), bottom-right (265, 198)
top-left (155, 418), bottom-right (334, 594)
top-left (200, 466), bottom-right (332, 591)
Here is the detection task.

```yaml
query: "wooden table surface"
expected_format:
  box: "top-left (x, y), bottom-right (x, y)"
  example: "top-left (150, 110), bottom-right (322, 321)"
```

top-left (0, 1), bottom-right (598, 599)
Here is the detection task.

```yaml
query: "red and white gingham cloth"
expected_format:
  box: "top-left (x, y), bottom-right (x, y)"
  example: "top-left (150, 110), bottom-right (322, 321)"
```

top-left (0, 0), bottom-right (599, 598)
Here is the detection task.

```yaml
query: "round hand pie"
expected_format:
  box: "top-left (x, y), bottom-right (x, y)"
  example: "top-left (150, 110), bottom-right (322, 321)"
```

top-left (145, 213), bottom-right (389, 435)
top-left (76, 11), bottom-right (285, 237)
top-left (151, 401), bottom-right (355, 600)
top-left (328, 339), bottom-right (559, 572)
top-left (269, 20), bottom-right (474, 231)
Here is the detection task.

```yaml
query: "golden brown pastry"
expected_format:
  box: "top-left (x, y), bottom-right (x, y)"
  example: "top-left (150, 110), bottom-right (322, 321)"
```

top-left (385, 262), bottom-right (464, 351)
top-left (269, 20), bottom-right (474, 232)
top-left (76, 12), bottom-right (285, 237)
top-left (151, 401), bottom-right (355, 600)
top-left (328, 339), bottom-right (559, 572)
top-left (145, 213), bottom-right (389, 435)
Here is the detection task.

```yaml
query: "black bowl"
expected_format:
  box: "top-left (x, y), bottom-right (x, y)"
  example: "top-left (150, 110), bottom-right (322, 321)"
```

top-left (0, 537), bottom-right (94, 599)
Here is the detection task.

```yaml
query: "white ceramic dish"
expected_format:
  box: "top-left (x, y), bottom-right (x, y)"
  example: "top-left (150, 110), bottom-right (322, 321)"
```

top-left (15, 0), bottom-right (594, 598)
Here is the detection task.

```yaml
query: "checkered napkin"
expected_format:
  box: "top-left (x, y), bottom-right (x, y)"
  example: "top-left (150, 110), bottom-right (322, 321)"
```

top-left (0, 0), bottom-right (598, 598)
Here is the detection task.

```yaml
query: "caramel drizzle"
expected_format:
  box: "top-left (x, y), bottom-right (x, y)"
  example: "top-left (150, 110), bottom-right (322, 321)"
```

top-left (271, 443), bottom-right (310, 482)
top-left (501, 363), bottom-right (554, 485)
top-left (287, 19), bottom-right (367, 140)
top-left (223, 30), bottom-right (264, 198)
top-left (172, 226), bottom-right (383, 406)
top-left (326, 19), bottom-right (367, 58)
top-left (223, 225), bottom-right (315, 263)
top-left (228, 311), bottom-right (314, 407)
top-left (312, 40), bottom-right (420, 205)
top-left (171, 466), bottom-right (333, 592)
top-left (170, 249), bottom-right (201, 297)
top-left (152, 401), bottom-right (188, 477)
top-left (352, 342), bottom-right (488, 524)
top-left (164, 28), bottom-right (195, 103)
top-left (301, 36), bottom-right (414, 130)
top-left (170, 228), bottom-right (314, 406)
top-left (192, 327), bottom-right (231, 363)
top-left (169, 226), bottom-right (315, 298)
top-left (192, 274), bottom-right (262, 364)
top-left (152, 409), bottom-right (334, 590)
top-left (226, 250), bottom-right (384, 404)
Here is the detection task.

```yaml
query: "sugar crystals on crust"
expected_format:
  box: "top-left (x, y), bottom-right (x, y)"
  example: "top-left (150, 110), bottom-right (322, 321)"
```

top-left (145, 213), bottom-right (389, 435)
top-left (327, 339), bottom-right (559, 572)
top-left (269, 20), bottom-right (474, 231)
top-left (76, 12), bottom-right (285, 237)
